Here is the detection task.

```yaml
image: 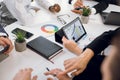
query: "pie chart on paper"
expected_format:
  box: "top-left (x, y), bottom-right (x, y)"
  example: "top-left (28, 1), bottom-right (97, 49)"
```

top-left (41, 24), bottom-right (59, 34)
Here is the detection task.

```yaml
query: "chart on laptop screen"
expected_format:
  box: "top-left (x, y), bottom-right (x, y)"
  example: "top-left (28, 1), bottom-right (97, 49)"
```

top-left (64, 19), bottom-right (85, 41)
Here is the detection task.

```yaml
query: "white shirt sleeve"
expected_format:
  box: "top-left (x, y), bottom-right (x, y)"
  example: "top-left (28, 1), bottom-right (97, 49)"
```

top-left (4, 0), bottom-right (34, 26)
top-left (91, 8), bottom-right (96, 15)
top-left (0, 32), bottom-right (7, 37)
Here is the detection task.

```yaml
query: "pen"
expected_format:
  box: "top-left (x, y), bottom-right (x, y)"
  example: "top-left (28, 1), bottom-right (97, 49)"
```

top-left (46, 67), bottom-right (57, 77)
top-left (75, 7), bottom-right (83, 10)
top-left (46, 67), bottom-right (50, 71)
top-left (68, 0), bottom-right (72, 4)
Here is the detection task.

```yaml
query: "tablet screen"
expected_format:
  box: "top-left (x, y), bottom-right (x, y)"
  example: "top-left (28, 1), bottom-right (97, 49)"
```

top-left (63, 17), bottom-right (86, 42)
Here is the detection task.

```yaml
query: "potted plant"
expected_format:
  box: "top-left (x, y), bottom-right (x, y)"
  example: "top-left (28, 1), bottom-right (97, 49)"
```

top-left (14, 30), bottom-right (26, 52)
top-left (81, 6), bottom-right (91, 24)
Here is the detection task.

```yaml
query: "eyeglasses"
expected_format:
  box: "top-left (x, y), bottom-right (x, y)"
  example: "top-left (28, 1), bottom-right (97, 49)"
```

top-left (57, 14), bottom-right (70, 25)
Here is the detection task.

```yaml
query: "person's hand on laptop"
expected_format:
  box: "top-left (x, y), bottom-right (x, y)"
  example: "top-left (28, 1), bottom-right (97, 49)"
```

top-left (0, 36), bottom-right (13, 54)
top-left (72, 0), bottom-right (84, 14)
top-left (13, 68), bottom-right (37, 80)
top-left (62, 36), bottom-right (82, 55)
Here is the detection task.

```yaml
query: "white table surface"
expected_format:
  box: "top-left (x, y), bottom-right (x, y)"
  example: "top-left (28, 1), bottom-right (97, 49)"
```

top-left (0, 0), bottom-right (119, 80)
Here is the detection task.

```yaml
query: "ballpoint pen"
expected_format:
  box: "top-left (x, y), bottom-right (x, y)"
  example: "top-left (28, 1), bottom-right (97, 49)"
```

top-left (46, 67), bottom-right (50, 71)
top-left (68, 0), bottom-right (73, 4)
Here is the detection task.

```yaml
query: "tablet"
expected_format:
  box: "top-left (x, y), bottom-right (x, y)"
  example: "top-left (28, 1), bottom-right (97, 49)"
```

top-left (63, 17), bottom-right (86, 42)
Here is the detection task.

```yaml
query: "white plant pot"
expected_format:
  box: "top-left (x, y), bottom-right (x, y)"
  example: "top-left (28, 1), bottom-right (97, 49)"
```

top-left (81, 15), bottom-right (89, 24)
top-left (14, 40), bottom-right (26, 52)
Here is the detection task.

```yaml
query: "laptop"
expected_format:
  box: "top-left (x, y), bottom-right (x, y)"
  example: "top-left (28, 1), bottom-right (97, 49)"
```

top-left (100, 11), bottom-right (120, 26)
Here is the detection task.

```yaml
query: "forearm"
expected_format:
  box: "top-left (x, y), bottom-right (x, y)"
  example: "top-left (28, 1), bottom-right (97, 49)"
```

top-left (78, 48), bottom-right (94, 64)
top-left (73, 46), bottom-right (83, 56)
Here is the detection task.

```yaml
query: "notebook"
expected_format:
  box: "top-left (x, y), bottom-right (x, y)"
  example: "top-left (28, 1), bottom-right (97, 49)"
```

top-left (100, 11), bottom-right (120, 26)
top-left (27, 36), bottom-right (63, 59)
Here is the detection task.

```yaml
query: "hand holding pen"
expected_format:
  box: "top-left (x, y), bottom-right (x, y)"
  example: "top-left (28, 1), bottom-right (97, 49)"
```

top-left (71, 0), bottom-right (83, 14)
top-left (44, 68), bottom-right (71, 80)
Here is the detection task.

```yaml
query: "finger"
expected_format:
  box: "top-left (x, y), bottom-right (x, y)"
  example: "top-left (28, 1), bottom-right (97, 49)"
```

top-left (25, 68), bottom-right (28, 71)
top-left (47, 77), bottom-right (53, 80)
top-left (44, 69), bottom-right (58, 75)
top-left (0, 37), bottom-right (11, 45)
top-left (27, 68), bottom-right (33, 72)
top-left (71, 10), bottom-right (82, 14)
top-left (71, 69), bottom-right (83, 76)
top-left (64, 59), bottom-right (72, 66)
top-left (63, 66), bottom-right (76, 74)
top-left (74, 1), bottom-right (83, 8)
top-left (77, 1), bottom-right (83, 6)
top-left (62, 36), bottom-right (68, 43)
top-left (55, 68), bottom-right (63, 72)
top-left (1, 37), bottom-right (13, 54)
top-left (4, 45), bottom-right (13, 54)
top-left (64, 62), bottom-right (74, 70)
top-left (0, 40), bottom-right (6, 46)
top-left (23, 68), bottom-right (33, 73)
top-left (45, 68), bottom-right (62, 77)
top-left (44, 71), bottom-right (54, 75)
top-left (74, 3), bottom-right (83, 8)
top-left (47, 78), bottom-right (53, 80)
top-left (20, 69), bottom-right (24, 72)
top-left (32, 75), bottom-right (38, 80)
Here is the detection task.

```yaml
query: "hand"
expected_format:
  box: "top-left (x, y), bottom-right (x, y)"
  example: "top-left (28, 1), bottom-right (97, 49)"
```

top-left (13, 68), bottom-right (37, 80)
top-left (44, 68), bottom-right (71, 80)
top-left (0, 37), bottom-right (13, 54)
top-left (63, 56), bottom-right (87, 76)
top-left (74, 0), bottom-right (83, 8)
top-left (62, 36), bottom-right (82, 55)
top-left (49, 4), bottom-right (61, 13)
top-left (63, 49), bottom-right (94, 76)
top-left (72, 0), bottom-right (83, 14)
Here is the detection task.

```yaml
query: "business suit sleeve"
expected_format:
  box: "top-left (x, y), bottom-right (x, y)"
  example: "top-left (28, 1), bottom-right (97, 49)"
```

top-left (84, 28), bottom-right (120, 55)
top-left (0, 25), bottom-right (8, 37)
top-left (93, 0), bottom-right (110, 13)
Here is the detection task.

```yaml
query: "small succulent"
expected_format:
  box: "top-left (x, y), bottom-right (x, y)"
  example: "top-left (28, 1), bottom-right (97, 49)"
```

top-left (82, 6), bottom-right (91, 16)
top-left (15, 30), bottom-right (26, 43)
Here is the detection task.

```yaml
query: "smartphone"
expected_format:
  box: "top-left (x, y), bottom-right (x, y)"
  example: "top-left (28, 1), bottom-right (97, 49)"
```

top-left (12, 28), bottom-right (33, 39)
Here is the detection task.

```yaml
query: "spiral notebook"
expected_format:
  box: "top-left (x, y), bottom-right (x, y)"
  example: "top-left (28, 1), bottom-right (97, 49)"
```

top-left (27, 36), bottom-right (63, 59)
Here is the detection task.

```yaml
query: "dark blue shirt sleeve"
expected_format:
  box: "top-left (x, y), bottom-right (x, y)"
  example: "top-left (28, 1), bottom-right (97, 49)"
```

top-left (93, 0), bottom-right (111, 13)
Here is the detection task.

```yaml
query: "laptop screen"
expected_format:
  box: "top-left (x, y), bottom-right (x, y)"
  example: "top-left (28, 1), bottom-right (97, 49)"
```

top-left (63, 17), bottom-right (86, 42)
